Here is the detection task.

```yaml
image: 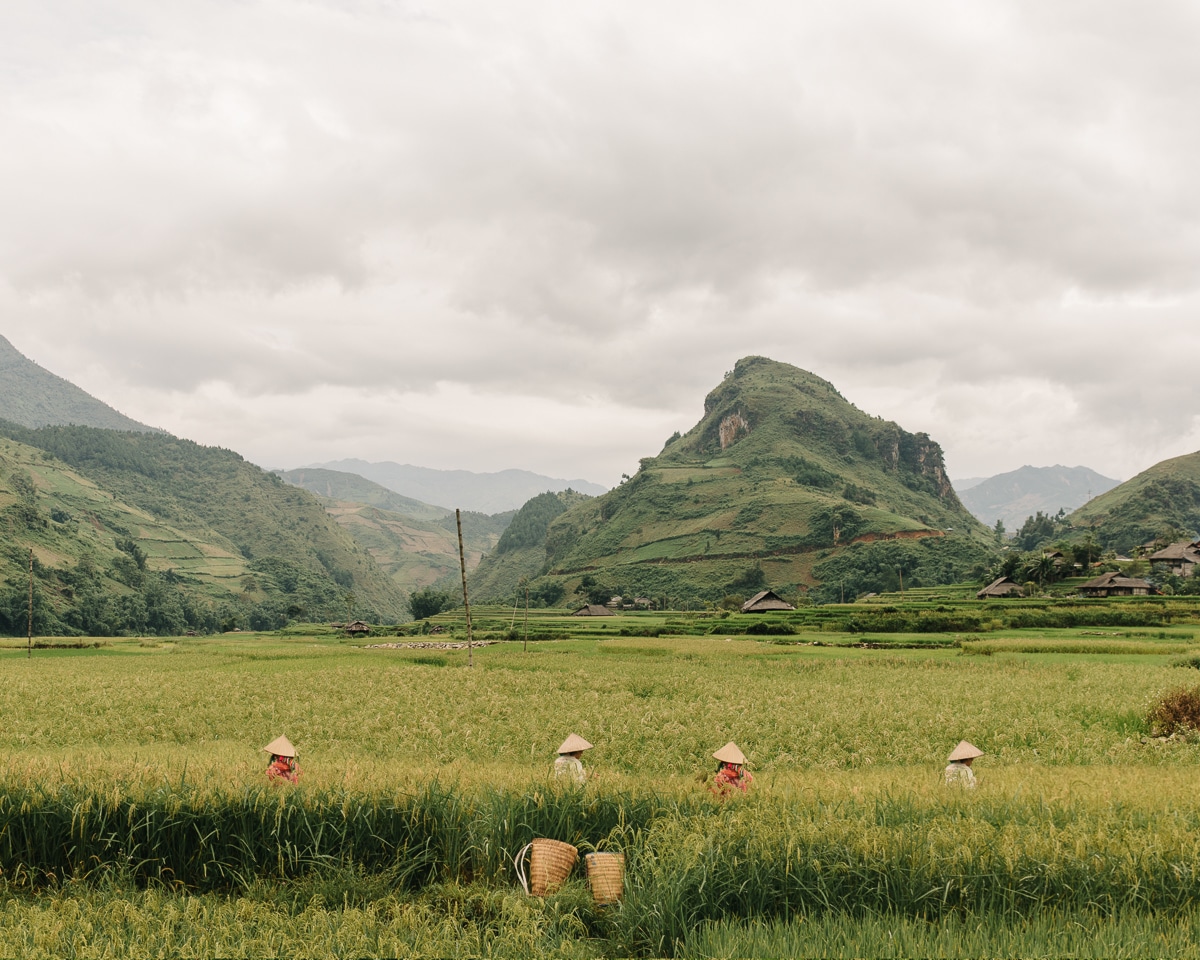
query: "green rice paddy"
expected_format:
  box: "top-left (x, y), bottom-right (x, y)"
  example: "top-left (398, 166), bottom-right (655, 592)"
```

top-left (3, 608), bottom-right (1200, 956)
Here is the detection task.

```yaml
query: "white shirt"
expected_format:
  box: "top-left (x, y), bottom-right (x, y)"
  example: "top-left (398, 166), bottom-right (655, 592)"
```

top-left (554, 755), bottom-right (586, 785)
top-left (944, 762), bottom-right (976, 788)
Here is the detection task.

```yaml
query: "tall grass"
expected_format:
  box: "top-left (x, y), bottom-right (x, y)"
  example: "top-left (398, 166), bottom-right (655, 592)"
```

top-left (683, 911), bottom-right (1200, 959)
top-left (613, 793), bottom-right (1200, 956)
top-left (0, 780), bottom-right (686, 891)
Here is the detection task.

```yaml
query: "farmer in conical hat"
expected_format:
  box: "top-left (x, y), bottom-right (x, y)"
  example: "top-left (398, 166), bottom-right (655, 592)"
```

top-left (554, 733), bottom-right (592, 785)
top-left (262, 734), bottom-right (301, 784)
top-left (710, 741), bottom-right (753, 797)
top-left (943, 740), bottom-right (983, 788)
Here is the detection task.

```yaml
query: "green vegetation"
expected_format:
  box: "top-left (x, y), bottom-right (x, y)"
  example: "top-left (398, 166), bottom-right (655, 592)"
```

top-left (408, 586), bottom-right (456, 620)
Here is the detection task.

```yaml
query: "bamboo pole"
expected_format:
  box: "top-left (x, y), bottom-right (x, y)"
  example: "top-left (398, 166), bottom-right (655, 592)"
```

top-left (524, 582), bottom-right (529, 653)
top-left (455, 509), bottom-right (474, 668)
top-left (28, 548), bottom-right (33, 659)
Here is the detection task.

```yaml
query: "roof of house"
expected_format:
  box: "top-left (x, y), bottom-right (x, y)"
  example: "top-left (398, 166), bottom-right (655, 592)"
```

top-left (1149, 540), bottom-right (1200, 562)
top-left (1079, 571), bottom-right (1152, 590)
top-left (741, 589), bottom-right (796, 613)
top-left (573, 604), bottom-right (615, 617)
top-left (346, 620), bottom-right (371, 631)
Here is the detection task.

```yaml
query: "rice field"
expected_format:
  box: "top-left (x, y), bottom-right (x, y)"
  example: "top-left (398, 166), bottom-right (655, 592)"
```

top-left (3, 614), bottom-right (1200, 956)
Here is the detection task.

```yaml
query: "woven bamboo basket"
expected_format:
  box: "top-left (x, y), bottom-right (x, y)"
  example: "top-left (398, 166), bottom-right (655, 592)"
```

top-left (514, 839), bottom-right (578, 896)
top-left (585, 852), bottom-right (625, 904)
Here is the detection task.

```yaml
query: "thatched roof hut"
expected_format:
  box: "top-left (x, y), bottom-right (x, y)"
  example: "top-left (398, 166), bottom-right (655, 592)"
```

top-left (573, 604), bottom-right (615, 617)
top-left (741, 590), bottom-right (796, 613)
top-left (346, 620), bottom-right (371, 635)
top-left (976, 576), bottom-right (1024, 599)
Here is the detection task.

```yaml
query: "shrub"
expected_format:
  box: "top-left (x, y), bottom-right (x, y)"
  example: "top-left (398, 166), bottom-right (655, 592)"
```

top-left (1147, 686), bottom-right (1200, 736)
top-left (745, 621), bottom-right (795, 636)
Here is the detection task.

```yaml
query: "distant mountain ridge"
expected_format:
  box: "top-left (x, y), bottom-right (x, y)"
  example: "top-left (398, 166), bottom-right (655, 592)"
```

top-left (304, 458), bottom-right (607, 513)
top-left (277, 466), bottom-right (513, 594)
top-left (277, 468), bottom-right (450, 521)
top-left (0, 334), bottom-right (159, 433)
top-left (958, 465), bottom-right (1119, 531)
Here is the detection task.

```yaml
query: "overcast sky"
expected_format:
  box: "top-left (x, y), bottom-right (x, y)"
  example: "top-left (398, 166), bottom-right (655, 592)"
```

top-left (4, 1), bottom-right (1199, 488)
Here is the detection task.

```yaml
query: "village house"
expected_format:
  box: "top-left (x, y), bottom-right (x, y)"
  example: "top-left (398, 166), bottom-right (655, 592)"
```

top-left (1077, 571), bottom-right (1153, 598)
top-left (1148, 540), bottom-right (1200, 578)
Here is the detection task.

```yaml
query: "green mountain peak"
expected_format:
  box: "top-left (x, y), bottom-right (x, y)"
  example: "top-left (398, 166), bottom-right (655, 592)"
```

top-left (474, 357), bottom-right (991, 605)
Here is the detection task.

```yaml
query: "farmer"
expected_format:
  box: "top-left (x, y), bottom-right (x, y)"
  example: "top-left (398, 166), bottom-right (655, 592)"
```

top-left (554, 733), bottom-right (592, 784)
top-left (262, 734), bottom-right (301, 784)
top-left (709, 741), bottom-right (753, 797)
top-left (943, 740), bottom-right (983, 788)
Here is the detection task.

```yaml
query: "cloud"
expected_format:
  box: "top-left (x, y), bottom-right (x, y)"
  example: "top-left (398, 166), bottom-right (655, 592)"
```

top-left (2, 0), bottom-right (1199, 485)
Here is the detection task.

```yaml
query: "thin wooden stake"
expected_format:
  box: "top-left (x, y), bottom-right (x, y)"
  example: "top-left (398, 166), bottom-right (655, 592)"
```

top-left (28, 548), bottom-right (33, 659)
top-left (524, 582), bottom-right (529, 653)
top-left (456, 509), bottom-right (474, 668)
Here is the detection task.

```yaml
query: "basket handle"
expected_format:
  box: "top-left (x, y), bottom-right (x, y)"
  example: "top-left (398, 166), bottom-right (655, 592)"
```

top-left (513, 842), bottom-right (533, 895)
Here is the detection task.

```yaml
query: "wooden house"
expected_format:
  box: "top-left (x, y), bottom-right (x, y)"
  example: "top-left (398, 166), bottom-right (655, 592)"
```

top-left (345, 620), bottom-right (371, 635)
top-left (1078, 572), bottom-right (1153, 598)
top-left (1148, 540), bottom-right (1200, 578)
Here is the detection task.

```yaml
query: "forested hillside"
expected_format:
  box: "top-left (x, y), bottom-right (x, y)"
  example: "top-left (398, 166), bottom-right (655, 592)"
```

top-left (1064, 451), bottom-right (1200, 553)
top-left (470, 489), bottom-right (591, 602)
top-left (0, 335), bottom-right (157, 433)
top-left (0, 422), bottom-right (408, 635)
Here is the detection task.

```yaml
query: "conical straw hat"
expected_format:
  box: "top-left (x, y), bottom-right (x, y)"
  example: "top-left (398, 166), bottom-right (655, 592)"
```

top-left (557, 733), bottom-right (593, 754)
top-left (262, 735), bottom-right (297, 758)
top-left (947, 740), bottom-right (984, 762)
top-left (712, 741), bottom-right (746, 765)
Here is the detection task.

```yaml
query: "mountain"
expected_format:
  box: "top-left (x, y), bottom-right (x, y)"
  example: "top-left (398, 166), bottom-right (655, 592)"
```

top-left (953, 477), bottom-right (987, 491)
top-left (303, 458), bottom-right (607, 513)
top-left (0, 421), bottom-right (409, 635)
top-left (277, 468), bottom-right (450, 521)
top-left (958, 465), bottom-right (1119, 531)
top-left (1065, 451), bottom-right (1200, 554)
top-left (469, 489), bottom-right (593, 601)
top-left (473, 356), bottom-right (993, 605)
top-left (0, 334), bottom-right (159, 433)
top-left (278, 467), bottom-right (513, 594)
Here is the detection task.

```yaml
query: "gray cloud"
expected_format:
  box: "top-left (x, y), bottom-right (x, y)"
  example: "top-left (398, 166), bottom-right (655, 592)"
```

top-left (3, 0), bottom-right (1199, 486)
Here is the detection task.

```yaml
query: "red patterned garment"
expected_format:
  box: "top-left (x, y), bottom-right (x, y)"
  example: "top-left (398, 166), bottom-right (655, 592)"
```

top-left (267, 756), bottom-right (300, 784)
top-left (710, 762), bottom-right (753, 797)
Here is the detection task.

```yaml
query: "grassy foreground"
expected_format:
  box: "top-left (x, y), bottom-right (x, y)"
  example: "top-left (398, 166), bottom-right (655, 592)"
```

top-left (3, 615), bottom-right (1200, 956)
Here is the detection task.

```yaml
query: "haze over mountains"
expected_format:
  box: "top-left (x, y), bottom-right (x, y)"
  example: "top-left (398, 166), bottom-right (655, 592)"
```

top-left (957, 465), bottom-right (1120, 531)
top-left (303, 459), bottom-right (607, 514)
